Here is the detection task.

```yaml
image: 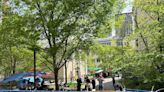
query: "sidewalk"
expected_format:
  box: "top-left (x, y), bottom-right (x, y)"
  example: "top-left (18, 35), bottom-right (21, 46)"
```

top-left (95, 78), bottom-right (115, 92)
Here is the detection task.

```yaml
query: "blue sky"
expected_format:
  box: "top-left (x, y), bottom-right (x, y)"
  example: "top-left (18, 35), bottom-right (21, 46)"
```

top-left (122, 0), bottom-right (133, 13)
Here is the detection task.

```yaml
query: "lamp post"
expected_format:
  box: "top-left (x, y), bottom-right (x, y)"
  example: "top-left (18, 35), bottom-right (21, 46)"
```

top-left (33, 48), bottom-right (36, 89)
top-left (86, 49), bottom-right (90, 75)
top-left (31, 45), bottom-right (40, 89)
top-left (28, 46), bottom-right (38, 89)
top-left (78, 49), bottom-right (82, 78)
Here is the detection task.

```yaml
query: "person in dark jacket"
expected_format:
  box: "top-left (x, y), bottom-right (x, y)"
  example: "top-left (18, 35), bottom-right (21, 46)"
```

top-left (77, 78), bottom-right (82, 91)
top-left (112, 77), bottom-right (115, 86)
top-left (91, 78), bottom-right (96, 91)
top-left (112, 76), bottom-right (117, 90)
top-left (39, 78), bottom-right (45, 90)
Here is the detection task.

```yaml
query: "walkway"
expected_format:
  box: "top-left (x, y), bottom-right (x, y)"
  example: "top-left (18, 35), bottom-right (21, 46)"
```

top-left (95, 78), bottom-right (114, 91)
top-left (95, 77), bottom-right (122, 92)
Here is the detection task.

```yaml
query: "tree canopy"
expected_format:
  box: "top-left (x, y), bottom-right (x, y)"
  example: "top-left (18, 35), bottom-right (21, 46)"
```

top-left (0, 0), bottom-right (116, 90)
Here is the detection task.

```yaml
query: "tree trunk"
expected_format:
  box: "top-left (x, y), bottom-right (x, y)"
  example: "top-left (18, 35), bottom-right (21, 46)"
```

top-left (156, 0), bottom-right (162, 52)
top-left (4, 69), bottom-right (7, 78)
top-left (65, 60), bottom-right (67, 84)
top-left (9, 47), bottom-right (13, 75)
top-left (12, 58), bottom-right (16, 74)
top-left (139, 33), bottom-right (149, 52)
top-left (54, 69), bottom-right (59, 90)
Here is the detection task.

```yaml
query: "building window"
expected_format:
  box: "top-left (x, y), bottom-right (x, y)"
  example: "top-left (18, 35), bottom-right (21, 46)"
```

top-left (100, 41), bottom-right (111, 45)
top-left (117, 40), bottom-right (123, 46)
top-left (106, 41), bottom-right (111, 45)
top-left (136, 39), bottom-right (139, 47)
top-left (97, 58), bottom-right (100, 63)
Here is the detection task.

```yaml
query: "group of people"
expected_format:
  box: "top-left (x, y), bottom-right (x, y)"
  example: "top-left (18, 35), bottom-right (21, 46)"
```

top-left (76, 75), bottom-right (104, 91)
top-left (16, 77), bottom-right (46, 90)
top-left (76, 76), bottom-right (95, 91)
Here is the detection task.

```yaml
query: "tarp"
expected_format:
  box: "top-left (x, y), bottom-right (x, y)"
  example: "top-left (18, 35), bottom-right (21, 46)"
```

top-left (23, 76), bottom-right (43, 83)
top-left (2, 72), bottom-right (27, 83)
top-left (1, 71), bottom-right (47, 83)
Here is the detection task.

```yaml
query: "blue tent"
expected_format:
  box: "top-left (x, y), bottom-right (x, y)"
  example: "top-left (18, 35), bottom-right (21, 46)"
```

top-left (23, 76), bottom-right (43, 83)
top-left (1, 71), bottom-right (46, 83)
top-left (2, 72), bottom-right (28, 83)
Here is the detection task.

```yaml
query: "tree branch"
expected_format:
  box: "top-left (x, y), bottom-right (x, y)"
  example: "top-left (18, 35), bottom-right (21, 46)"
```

top-left (35, 2), bottom-right (53, 48)
top-left (41, 60), bottom-right (54, 72)
top-left (57, 38), bottom-right (68, 68)
top-left (39, 53), bottom-right (53, 65)
top-left (139, 33), bottom-right (149, 52)
top-left (56, 16), bottom-right (79, 50)
top-left (58, 38), bottom-right (82, 69)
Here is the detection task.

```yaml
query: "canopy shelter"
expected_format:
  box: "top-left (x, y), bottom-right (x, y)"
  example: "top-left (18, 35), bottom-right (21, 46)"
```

top-left (2, 72), bottom-right (27, 83)
top-left (23, 76), bottom-right (43, 83)
top-left (95, 70), bottom-right (103, 73)
top-left (1, 71), bottom-right (52, 83)
top-left (25, 72), bottom-right (54, 79)
top-left (88, 67), bottom-right (102, 71)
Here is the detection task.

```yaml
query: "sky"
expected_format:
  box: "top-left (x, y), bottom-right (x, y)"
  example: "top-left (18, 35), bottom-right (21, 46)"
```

top-left (122, 0), bottom-right (133, 13)
top-left (102, 0), bottom-right (134, 39)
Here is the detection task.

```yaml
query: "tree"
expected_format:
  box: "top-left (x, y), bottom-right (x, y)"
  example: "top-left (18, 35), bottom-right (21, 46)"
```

top-left (112, 0), bottom-right (164, 90)
top-left (82, 0), bottom-right (164, 90)
top-left (11, 0), bottom-right (116, 90)
top-left (0, 0), bottom-right (42, 78)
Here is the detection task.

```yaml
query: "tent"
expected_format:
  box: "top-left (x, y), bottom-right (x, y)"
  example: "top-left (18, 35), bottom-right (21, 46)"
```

top-left (88, 67), bottom-right (102, 71)
top-left (2, 72), bottom-right (27, 83)
top-left (23, 76), bottom-right (43, 83)
top-left (95, 70), bottom-right (103, 73)
top-left (1, 71), bottom-right (50, 83)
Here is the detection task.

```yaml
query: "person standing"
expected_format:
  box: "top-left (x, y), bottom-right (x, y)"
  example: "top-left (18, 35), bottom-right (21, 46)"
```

top-left (77, 78), bottom-right (82, 91)
top-left (112, 76), bottom-right (116, 90)
top-left (91, 78), bottom-right (96, 91)
top-left (98, 76), bottom-right (104, 90)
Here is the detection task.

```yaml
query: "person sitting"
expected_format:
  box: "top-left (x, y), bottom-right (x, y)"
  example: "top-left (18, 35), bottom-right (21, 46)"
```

top-left (114, 83), bottom-right (123, 91)
top-left (85, 77), bottom-right (92, 91)
top-left (39, 78), bottom-right (46, 90)
top-left (27, 79), bottom-right (33, 90)
top-left (35, 77), bottom-right (42, 90)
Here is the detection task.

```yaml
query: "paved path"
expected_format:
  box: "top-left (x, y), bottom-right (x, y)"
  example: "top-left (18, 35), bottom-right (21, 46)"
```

top-left (95, 78), bottom-right (114, 91)
top-left (95, 77), bottom-right (121, 91)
